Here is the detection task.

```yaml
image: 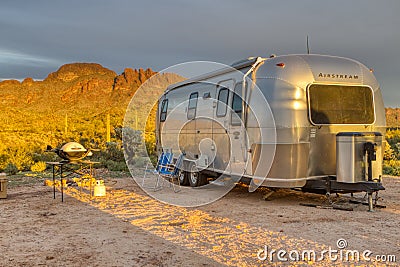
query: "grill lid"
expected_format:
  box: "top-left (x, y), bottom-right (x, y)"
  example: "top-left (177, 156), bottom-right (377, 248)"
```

top-left (56, 142), bottom-right (91, 161)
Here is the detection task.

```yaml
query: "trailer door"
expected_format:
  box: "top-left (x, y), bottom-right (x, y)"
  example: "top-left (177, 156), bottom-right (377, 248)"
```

top-left (213, 80), bottom-right (234, 174)
top-left (229, 82), bottom-right (248, 176)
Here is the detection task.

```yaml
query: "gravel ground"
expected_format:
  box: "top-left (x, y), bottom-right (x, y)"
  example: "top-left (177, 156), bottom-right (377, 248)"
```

top-left (1, 175), bottom-right (399, 266)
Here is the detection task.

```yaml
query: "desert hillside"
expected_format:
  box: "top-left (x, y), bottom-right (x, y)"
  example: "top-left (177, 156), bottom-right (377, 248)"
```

top-left (0, 63), bottom-right (183, 171)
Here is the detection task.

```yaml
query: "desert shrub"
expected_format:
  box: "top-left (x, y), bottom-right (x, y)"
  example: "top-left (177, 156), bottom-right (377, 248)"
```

top-left (4, 147), bottom-right (33, 171)
top-left (385, 129), bottom-right (400, 160)
top-left (30, 161), bottom-right (47, 172)
top-left (0, 154), bottom-right (8, 171)
top-left (383, 141), bottom-right (395, 160)
top-left (120, 127), bottom-right (146, 158)
top-left (102, 160), bottom-right (128, 172)
top-left (383, 165), bottom-right (394, 175)
top-left (98, 142), bottom-right (125, 162)
top-left (383, 160), bottom-right (400, 176)
top-left (31, 152), bottom-right (59, 163)
top-left (144, 106), bottom-right (157, 158)
top-left (383, 129), bottom-right (400, 176)
top-left (148, 154), bottom-right (158, 166)
top-left (132, 156), bottom-right (150, 168)
top-left (4, 163), bottom-right (18, 175)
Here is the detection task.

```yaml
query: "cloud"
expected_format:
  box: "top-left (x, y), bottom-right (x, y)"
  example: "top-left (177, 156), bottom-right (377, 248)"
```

top-left (0, 0), bottom-right (399, 105)
top-left (0, 48), bottom-right (61, 67)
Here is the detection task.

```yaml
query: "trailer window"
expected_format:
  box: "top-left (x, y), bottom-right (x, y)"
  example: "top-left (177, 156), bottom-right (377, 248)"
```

top-left (216, 87), bottom-right (229, 117)
top-left (187, 92), bottom-right (198, 120)
top-left (231, 82), bottom-right (244, 125)
top-left (308, 84), bottom-right (374, 125)
top-left (160, 99), bottom-right (168, 122)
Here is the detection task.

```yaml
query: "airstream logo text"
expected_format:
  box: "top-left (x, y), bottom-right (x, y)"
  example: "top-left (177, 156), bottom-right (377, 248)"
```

top-left (318, 72), bottom-right (359, 79)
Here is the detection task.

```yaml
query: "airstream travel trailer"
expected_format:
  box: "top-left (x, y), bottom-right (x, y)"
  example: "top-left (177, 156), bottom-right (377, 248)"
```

top-left (156, 54), bottom-right (385, 209)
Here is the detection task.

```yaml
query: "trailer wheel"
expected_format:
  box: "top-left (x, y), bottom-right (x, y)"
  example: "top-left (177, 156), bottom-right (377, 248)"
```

top-left (188, 164), bottom-right (206, 187)
top-left (179, 171), bottom-right (189, 186)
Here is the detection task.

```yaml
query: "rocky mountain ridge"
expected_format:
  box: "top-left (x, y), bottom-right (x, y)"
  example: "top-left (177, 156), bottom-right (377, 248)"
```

top-left (0, 63), bottom-right (157, 111)
top-left (0, 63), bottom-right (399, 126)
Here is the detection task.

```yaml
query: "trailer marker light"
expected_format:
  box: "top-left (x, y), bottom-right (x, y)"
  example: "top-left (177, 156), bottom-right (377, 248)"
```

top-left (276, 63), bottom-right (285, 68)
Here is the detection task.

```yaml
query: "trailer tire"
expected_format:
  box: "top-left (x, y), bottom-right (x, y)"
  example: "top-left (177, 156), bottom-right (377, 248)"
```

top-left (179, 171), bottom-right (190, 186)
top-left (188, 164), bottom-right (206, 187)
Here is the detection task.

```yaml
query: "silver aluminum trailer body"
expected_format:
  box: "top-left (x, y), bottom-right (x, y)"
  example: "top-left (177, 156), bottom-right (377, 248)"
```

top-left (156, 54), bottom-right (385, 190)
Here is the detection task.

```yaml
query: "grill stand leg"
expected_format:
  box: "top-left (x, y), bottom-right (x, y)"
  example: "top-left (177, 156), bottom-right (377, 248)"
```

top-left (61, 164), bottom-right (64, 202)
top-left (368, 192), bottom-right (374, 212)
top-left (53, 165), bottom-right (56, 199)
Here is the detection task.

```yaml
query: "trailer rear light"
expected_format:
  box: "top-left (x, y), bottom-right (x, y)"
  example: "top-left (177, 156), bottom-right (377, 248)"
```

top-left (276, 62), bottom-right (285, 68)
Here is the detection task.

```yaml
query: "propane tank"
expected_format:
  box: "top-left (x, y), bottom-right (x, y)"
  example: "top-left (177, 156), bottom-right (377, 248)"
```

top-left (93, 180), bottom-right (106, 197)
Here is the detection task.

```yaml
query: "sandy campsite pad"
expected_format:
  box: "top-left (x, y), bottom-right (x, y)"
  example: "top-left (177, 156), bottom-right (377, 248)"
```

top-left (1, 175), bottom-right (399, 266)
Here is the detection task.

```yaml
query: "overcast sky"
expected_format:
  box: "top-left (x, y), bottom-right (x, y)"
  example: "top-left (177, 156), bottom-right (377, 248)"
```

top-left (0, 0), bottom-right (399, 106)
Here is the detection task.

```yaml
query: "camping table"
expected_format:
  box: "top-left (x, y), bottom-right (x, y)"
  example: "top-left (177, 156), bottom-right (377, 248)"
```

top-left (46, 161), bottom-right (99, 202)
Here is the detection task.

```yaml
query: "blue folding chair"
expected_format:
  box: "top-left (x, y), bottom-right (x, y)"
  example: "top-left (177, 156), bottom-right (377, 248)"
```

top-left (158, 153), bottom-right (185, 193)
top-left (143, 152), bottom-right (173, 191)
